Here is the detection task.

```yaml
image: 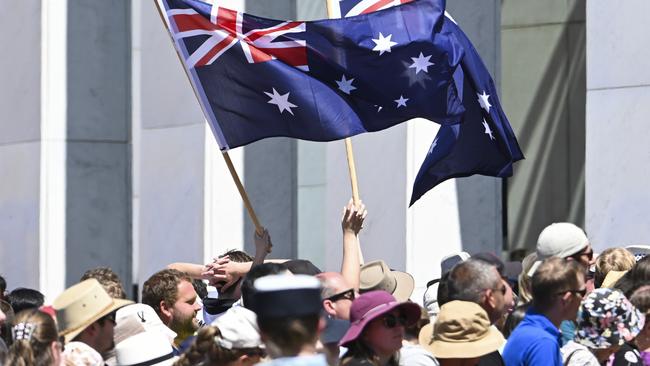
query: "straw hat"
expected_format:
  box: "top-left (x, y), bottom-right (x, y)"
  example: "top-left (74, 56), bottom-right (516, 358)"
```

top-left (419, 300), bottom-right (504, 359)
top-left (359, 260), bottom-right (414, 301)
top-left (53, 279), bottom-right (133, 343)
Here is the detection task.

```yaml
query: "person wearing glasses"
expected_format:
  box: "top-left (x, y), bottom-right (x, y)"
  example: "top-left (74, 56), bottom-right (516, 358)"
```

top-left (339, 290), bottom-right (421, 366)
top-left (442, 258), bottom-right (512, 366)
top-left (503, 257), bottom-right (586, 366)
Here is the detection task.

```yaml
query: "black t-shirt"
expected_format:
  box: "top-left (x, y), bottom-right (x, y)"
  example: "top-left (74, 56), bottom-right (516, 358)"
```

top-left (611, 343), bottom-right (642, 366)
top-left (478, 351), bottom-right (505, 366)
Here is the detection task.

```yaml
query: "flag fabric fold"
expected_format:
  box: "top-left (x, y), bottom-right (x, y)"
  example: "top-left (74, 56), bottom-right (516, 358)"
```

top-left (158, 0), bottom-right (466, 150)
top-left (408, 16), bottom-right (524, 205)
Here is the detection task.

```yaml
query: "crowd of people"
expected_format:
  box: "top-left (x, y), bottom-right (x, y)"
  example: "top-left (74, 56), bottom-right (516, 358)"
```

top-left (1, 200), bottom-right (650, 366)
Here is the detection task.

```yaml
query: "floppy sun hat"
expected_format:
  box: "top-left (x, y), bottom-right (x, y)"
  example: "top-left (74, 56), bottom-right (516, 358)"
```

top-left (359, 260), bottom-right (415, 302)
top-left (419, 300), bottom-right (504, 359)
top-left (575, 288), bottom-right (644, 349)
top-left (339, 290), bottom-right (421, 347)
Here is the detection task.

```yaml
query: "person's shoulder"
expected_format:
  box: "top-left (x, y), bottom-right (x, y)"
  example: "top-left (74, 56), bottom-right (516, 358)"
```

top-left (399, 344), bottom-right (439, 366)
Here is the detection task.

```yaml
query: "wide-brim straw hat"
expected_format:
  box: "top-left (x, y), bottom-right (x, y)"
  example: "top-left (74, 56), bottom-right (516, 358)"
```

top-left (359, 260), bottom-right (414, 301)
top-left (53, 279), bottom-right (133, 343)
top-left (419, 300), bottom-right (504, 359)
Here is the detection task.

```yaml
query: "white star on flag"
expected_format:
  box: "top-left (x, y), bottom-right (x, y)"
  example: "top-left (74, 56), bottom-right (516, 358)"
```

top-left (394, 95), bottom-right (409, 108)
top-left (336, 75), bottom-right (357, 95)
top-left (477, 91), bottom-right (492, 113)
top-left (264, 88), bottom-right (297, 115)
top-left (428, 137), bottom-right (439, 154)
top-left (375, 105), bottom-right (383, 112)
top-left (372, 33), bottom-right (397, 55)
top-left (409, 52), bottom-right (434, 74)
top-left (482, 119), bottom-right (495, 140)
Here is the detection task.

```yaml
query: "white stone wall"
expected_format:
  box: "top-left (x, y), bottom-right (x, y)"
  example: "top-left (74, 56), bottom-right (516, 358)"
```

top-left (585, 0), bottom-right (650, 250)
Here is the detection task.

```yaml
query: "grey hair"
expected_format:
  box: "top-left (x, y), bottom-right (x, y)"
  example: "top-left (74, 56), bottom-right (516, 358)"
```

top-left (446, 259), bottom-right (501, 303)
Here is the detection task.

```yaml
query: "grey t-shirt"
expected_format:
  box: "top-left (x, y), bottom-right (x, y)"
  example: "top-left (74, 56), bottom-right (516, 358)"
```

top-left (399, 344), bottom-right (439, 366)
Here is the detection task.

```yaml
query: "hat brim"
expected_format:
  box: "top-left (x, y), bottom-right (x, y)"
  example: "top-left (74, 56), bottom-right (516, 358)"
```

top-left (420, 325), bottom-right (504, 359)
top-left (62, 299), bottom-right (133, 343)
top-left (339, 301), bottom-right (421, 347)
top-left (390, 271), bottom-right (415, 302)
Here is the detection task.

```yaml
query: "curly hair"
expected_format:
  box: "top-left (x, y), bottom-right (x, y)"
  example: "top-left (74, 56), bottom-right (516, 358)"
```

top-left (80, 267), bottom-right (127, 299)
top-left (142, 269), bottom-right (192, 317)
top-left (173, 325), bottom-right (261, 366)
top-left (5, 309), bottom-right (59, 366)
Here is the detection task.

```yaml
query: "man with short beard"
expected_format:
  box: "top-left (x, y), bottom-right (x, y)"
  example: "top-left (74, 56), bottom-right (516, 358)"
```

top-left (142, 269), bottom-right (201, 350)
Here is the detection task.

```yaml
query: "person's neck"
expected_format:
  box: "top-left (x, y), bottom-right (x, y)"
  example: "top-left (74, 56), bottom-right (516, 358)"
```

top-left (538, 308), bottom-right (564, 328)
top-left (376, 352), bottom-right (394, 366)
top-left (295, 344), bottom-right (318, 357)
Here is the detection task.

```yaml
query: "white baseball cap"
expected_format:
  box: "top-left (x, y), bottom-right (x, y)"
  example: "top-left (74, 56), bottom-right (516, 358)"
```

top-left (528, 222), bottom-right (589, 275)
top-left (211, 306), bottom-right (263, 349)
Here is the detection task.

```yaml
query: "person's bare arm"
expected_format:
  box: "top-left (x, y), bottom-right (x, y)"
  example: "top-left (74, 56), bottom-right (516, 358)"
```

top-left (341, 199), bottom-right (367, 291)
top-left (167, 262), bottom-right (210, 280)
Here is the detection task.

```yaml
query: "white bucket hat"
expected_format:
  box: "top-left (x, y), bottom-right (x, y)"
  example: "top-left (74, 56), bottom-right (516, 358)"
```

top-left (115, 332), bottom-right (177, 366)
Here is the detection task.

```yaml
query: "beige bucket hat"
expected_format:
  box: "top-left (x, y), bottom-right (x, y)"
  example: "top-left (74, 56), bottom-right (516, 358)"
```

top-left (419, 300), bottom-right (504, 359)
top-left (359, 260), bottom-right (414, 302)
top-left (53, 279), bottom-right (133, 343)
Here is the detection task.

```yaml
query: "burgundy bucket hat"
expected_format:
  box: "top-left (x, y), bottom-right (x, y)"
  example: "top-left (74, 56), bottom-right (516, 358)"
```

top-left (339, 290), bottom-right (421, 347)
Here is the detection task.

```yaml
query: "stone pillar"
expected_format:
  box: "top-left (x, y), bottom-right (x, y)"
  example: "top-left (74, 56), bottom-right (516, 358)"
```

top-left (585, 1), bottom-right (650, 249)
top-left (64, 1), bottom-right (132, 289)
top-left (0, 0), bottom-right (43, 293)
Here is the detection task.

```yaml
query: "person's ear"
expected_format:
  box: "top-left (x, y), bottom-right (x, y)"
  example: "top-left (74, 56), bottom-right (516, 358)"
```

top-left (484, 289), bottom-right (497, 309)
top-left (159, 300), bottom-right (173, 322)
top-left (322, 300), bottom-right (336, 316)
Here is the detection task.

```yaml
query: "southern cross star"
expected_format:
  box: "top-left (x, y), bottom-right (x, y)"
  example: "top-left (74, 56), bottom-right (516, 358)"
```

top-left (477, 91), bottom-right (492, 113)
top-left (336, 75), bottom-right (357, 95)
top-left (372, 32), bottom-right (397, 56)
top-left (482, 118), bottom-right (495, 140)
top-left (394, 95), bottom-right (409, 108)
top-left (264, 88), bottom-right (297, 115)
top-left (409, 52), bottom-right (434, 74)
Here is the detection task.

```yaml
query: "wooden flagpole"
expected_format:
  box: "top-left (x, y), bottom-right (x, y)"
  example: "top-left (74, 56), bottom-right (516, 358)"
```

top-left (325, 0), bottom-right (364, 264)
top-left (153, 0), bottom-right (264, 235)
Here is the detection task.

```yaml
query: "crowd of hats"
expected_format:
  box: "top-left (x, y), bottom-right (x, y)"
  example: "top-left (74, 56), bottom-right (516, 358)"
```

top-left (0, 221), bottom-right (650, 365)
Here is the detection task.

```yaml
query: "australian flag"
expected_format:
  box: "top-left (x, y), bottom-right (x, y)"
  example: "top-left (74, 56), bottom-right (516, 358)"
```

top-left (408, 16), bottom-right (524, 205)
top-left (338, 0), bottom-right (524, 206)
top-left (158, 0), bottom-right (465, 150)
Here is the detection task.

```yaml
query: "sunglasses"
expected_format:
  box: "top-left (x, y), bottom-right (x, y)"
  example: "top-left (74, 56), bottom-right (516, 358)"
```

top-left (557, 288), bottom-right (587, 298)
top-left (325, 288), bottom-right (355, 302)
top-left (100, 312), bottom-right (117, 325)
top-left (382, 313), bottom-right (408, 329)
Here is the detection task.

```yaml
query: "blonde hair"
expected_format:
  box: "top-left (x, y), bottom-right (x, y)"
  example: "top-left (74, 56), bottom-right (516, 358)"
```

top-left (5, 309), bottom-right (59, 366)
top-left (595, 248), bottom-right (636, 288)
top-left (517, 252), bottom-right (537, 305)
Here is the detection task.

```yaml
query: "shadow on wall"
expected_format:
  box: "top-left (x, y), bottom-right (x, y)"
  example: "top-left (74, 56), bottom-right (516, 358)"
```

top-left (503, 1), bottom-right (586, 254)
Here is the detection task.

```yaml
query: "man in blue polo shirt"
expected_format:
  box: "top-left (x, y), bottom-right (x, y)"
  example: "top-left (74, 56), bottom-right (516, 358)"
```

top-left (503, 257), bottom-right (585, 366)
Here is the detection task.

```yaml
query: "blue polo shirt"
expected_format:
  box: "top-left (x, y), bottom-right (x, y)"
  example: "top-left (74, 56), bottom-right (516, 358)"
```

top-left (502, 309), bottom-right (562, 366)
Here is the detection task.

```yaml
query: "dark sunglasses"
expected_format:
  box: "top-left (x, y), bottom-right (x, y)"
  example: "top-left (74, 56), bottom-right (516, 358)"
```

top-left (558, 288), bottom-right (587, 297)
top-left (244, 348), bottom-right (267, 358)
top-left (100, 311), bottom-right (117, 325)
top-left (382, 313), bottom-right (408, 329)
top-left (570, 248), bottom-right (594, 262)
top-left (325, 288), bottom-right (355, 302)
